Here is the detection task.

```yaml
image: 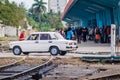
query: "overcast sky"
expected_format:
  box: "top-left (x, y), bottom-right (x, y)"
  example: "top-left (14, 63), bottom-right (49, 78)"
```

top-left (9, 0), bottom-right (48, 9)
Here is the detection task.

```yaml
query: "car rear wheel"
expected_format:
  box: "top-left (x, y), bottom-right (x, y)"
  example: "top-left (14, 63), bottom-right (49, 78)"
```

top-left (23, 52), bottom-right (29, 55)
top-left (49, 46), bottom-right (59, 56)
top-left (59, 51), bottom-right (67, 56)
top-left (13, 46), bottom-right (22, 55)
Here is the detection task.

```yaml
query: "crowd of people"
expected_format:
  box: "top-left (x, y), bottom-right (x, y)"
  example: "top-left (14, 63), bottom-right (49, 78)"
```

top-left (19, 25), bottom-right (111, 44)
top-left (58, 26), bottom-right (111, 44)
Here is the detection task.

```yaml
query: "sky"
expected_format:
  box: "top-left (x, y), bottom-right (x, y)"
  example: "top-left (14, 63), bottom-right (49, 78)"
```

top-left (9, 0), bottom-right (48, 10)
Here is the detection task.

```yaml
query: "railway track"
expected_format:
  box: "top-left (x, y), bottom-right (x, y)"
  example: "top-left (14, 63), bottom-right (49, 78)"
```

top-left (0, 57), bottom-right (25, 71)
top-left (0, 52), bottom-right (120, 80)
top-left (0, 56), bottom-right (57, 80)
top-left (69, 52), bottom-right (120, 80)
top-left (86, 69), bottom-right (120, 80)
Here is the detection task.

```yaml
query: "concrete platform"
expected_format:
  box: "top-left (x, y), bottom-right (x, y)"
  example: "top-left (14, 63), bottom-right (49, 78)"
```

top-left (76, 41), bottom-right (111, 53)
top-left (76, 41), bottom-right (120, 61)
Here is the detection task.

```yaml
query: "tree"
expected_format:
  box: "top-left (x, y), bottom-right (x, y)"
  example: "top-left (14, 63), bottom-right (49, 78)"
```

top-left (0, 0), bottom-right (26, 27)
top-left (27, 0), bottom-right (64, 31)
top-left (47, 12), bottom-right (63, 29)
top-left (32, 0), bottom-right (46, 23)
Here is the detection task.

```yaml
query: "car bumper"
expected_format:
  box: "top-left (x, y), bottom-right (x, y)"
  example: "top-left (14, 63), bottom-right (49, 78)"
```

top-left (66, 46), bottom-right (78, 51)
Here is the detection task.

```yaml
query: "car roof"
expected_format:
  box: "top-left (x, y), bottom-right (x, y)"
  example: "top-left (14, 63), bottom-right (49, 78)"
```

top-left (31, 32), bottom-right (57, 34)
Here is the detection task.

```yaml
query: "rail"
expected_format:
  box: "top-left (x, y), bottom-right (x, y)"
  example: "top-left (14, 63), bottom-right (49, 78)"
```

top-left (0, 56), bottom-right (56, 80)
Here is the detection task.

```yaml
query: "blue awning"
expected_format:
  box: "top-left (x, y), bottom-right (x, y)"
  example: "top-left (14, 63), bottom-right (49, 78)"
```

top-left (62, 0), bottom-right (120, 23)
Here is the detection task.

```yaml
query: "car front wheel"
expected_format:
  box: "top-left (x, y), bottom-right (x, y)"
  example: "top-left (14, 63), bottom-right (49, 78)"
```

top-left (13, 46), bottom-right (22, 55)
top-left (49, 46), bottom-right (59, 56)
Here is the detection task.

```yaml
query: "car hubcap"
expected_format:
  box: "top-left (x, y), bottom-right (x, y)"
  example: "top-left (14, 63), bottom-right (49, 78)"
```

top-left (51, 48), bottom-right (57, 55)
top-left (14, 48), bottom-right (20, 54)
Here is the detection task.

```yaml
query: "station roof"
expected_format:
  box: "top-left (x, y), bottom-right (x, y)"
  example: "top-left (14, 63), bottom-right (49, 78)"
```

top-left (61, 0), bottom-right (120, 23)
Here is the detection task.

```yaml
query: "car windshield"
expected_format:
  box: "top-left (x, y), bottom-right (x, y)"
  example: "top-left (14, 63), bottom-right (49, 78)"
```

top-left (54, 32), bottom-right (65, 40)
top-left (27, 34), bottom-right (39, 40)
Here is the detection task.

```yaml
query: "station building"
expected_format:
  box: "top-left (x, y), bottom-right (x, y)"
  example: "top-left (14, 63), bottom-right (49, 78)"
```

top-left (61, 0), bottom-right (120, 39)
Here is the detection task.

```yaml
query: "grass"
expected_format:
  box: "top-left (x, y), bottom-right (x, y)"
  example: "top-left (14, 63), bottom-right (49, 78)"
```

top-left (0, 36), bottom-right (18, 41)
top-left (0, 36), bottom-right (18, 45)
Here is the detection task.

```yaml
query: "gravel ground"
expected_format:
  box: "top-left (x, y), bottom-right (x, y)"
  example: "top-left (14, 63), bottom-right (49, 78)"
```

top-left (0, 58), bottom-right (20, 66)
top-left (0, 55), bottom-right (120, 80)
top-left (42, 57), bottom-right (102, 80)
top-left (42, 57), bottom-right (120, 80)
top-left (0, 57), bottom-right (49, 66)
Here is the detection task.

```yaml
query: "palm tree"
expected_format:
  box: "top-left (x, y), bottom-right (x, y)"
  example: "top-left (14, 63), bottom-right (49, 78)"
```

top-left (32, 0), bottom-right (46, 23)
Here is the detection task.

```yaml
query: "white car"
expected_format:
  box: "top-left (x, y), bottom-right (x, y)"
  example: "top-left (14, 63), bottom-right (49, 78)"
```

top-left (9, 32), bottom-right (78, 56)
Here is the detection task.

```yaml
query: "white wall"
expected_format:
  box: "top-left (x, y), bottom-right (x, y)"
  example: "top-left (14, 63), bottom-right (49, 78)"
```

top-left (4, 26), bottom-right (17, 36)
top-left (0, 27), bottom-right (5, 37)
top-left (0, 26), bottom-right (17, 37)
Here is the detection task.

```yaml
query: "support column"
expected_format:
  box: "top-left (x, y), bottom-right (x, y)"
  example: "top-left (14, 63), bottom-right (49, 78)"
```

top-left (111, 24), bottom-right (116, 57)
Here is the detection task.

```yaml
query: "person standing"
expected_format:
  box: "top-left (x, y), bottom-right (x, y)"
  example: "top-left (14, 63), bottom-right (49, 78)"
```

top-left (105, 26), bottom-right (111, 43)
top-left (95, 27), bottom-right (101, 43)
top-left (19, 30), bottom-right (25, 41)
top-left (76, 27), bottom-right (82, 43)
top-left (66, 27), bottom-right (74, 40)
top-left (59, 28), bottom-right (65, 37)
top-left (82, 27), bottom-right (87, 42)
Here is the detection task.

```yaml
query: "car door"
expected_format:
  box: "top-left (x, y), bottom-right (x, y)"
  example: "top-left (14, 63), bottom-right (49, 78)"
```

top-left (37, 33), bottom-right (52, 51)
top-left (22, 33), bottom-right (40, 52)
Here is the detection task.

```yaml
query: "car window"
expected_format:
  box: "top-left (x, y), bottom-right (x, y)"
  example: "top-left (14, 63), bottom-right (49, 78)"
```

top-left (50, 33), bottom-right (57, 40)
top-left (40, 34), bottom-right (51, 40)
top-left (54, 32), bottom-right (65, 39)
top-left (27, 34), bottom-right (39, 40)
